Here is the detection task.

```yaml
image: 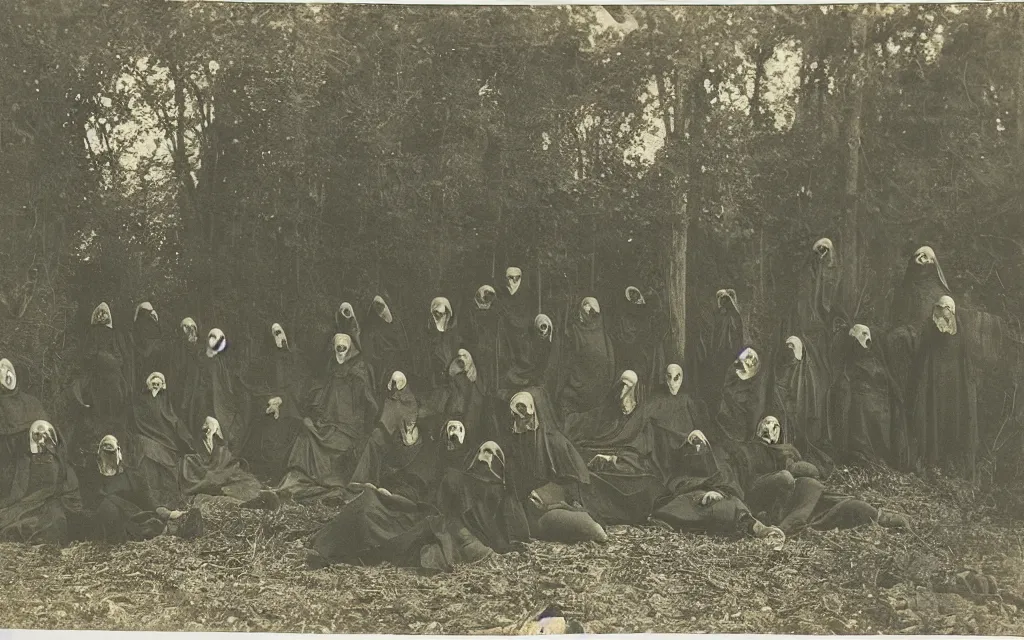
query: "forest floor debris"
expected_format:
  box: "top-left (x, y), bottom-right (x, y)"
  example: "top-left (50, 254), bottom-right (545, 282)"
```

top-left (1, 466), bottom-right (1023, 634)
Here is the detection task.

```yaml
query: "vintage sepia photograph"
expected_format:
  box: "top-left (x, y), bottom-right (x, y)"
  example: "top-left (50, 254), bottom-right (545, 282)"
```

top-left (0, 0), bottom-right (1022, 635)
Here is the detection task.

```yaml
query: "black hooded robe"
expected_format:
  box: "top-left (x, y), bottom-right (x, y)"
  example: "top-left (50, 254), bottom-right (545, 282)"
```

top-left (0, 433), bottom-right (85, 546)
top-left (126, 390), bottom-right (192, 509)
top-left (891, 251), bottom-right (952, 328)
top-left (770, 338), bottom-right (835, 476)
top-left (495, 279), bottom-right (535, 391)
top-left (132, 309), bottom-right (169, 389)
top-left (89, 468), bottom-right (167, 543)
top-left (0, 383), bottom-right (49, 502)
top-left (714, 366), bottom-right (771, 443)
top-left (180, 436), bottom-right (263, 503)
top-left (183, 351), bottom-right (249, 455)
top-left (363, 293), bottom-right (413, 394)
top-left (558, 301), bottom-right (616, 418)
top-left (697, 295), bottom-right (746, 412)
top-left (609, 292), bottom-right (666, 392)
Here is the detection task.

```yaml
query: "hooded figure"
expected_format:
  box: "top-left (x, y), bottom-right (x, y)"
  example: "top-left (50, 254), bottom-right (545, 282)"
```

top-left (89, 434), bottom-right (203, 543)
top-left (0, 421), bottom-right (85, 546)
top-left (906, 296), bottom-right (979, 482)
top-left (697, 289), bottom-right (747, 411)
top-left (125, 371), bottom-right (192, 509)
top-left (275, 332), bottom-right (379, 502)
top-left (181, 327), bottom-right (248, 455)
top-left (438, 349), bottom-right (495, 451)
top-left (776, 239), bottom-right (847, 363)
top-left (0, 358), bottom-right (50, 502)
top-left (714, 346), bottom-right (770, 443)
top-left (131, 302), bottom-right (168, 388)
top-left (828, 325), bottom-right (908, 469)
top-left (566, 371), bottom-right (665, 525)
top-left (891, 245), bottom-right (952, 328)
top-left (609, 285), bottom-right (666, 391)
top-left (421, 296), bottom-right (468, 393)
top-left (363, 292), bottom-right (412, 394)
top-left (769, 335), bottom-right (835, 476)
top-left (643, 364), bottom-right (709, 484)
top-left (558, 296), bottom-right (616, 418)
top-left (495, 267), bottom-right (536, 390)
top-left (170, 317), bottom-right (202, 412)
top-left (500, 313), bottom-right (560, 399)
top-left (467, 285), bottom-right (501, 395)
top-left (180, 416), bottom-right (267, 505)
top-left (240, 322), bottom-right (311, 482)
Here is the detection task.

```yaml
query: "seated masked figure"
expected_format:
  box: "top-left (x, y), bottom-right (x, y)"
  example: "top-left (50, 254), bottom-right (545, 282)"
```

top-left (420, 297), bottom-right (468, 401)
top-left (0, 421), bottom-right (85, 546)
top-left (565, 371), bottom-right (665, 526)
top-left (125, 372), bottom-right (191, 510)
top-left (132, 302), bottom-right (169, 389)
top-left (0, 358), bottom-right (50, 502)
top-left (363, 293), bottom-right (412, 394)
top-left (440, 349), bottom-right (494, 451)
top-left (558, 296), bottom-right (616, 418)
top-left (722, 416), bottom-right (908, 536)
top-left (500, 313), bottom-right (560, 401)
top-left (241, 322), bottom-right (310, 483)
top-left (643, 364), bottom-right (709, 484)
top-left (180, 416), bottom-right (270, 506)
top-left (498, 389), bottom-right (605, 544)
top-left (89, 435), bottom-right (203, 543)
top-left (275, 333), bottom-right (379, 502)
top-left (182, 328), bottom-right (248, 455)
top-left (714, 346), bottom-right (770, 443)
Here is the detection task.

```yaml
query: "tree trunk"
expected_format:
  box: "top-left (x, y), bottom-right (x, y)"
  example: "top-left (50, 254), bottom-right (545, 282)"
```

top-left (841, 9), bottom-right (868, 306)
top-left (667, 206), bottom-right (689, 364)
top-left (1016, 6), bottom-right (1024, 152)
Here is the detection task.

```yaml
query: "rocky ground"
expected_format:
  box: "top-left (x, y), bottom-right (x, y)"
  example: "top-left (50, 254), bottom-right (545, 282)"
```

top-left (1, 465), bottom-right (1022, 634)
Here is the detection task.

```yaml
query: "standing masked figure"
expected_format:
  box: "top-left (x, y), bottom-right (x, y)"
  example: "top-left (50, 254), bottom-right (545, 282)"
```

top-left (182, 328), bottom-right (248, 455)
top-left (769, 335), bottom-right (834, 475)
top-left (906, 296), bottom-right (979, 482)
top-left (644, 364), bottom-right (708, 484)
top-left (422, 296), bottom-right (467, 394)
top-left (714, 346), bottom-right (770, 443)
top-left (440, 349), bottom-right (494, 451)
top-left (363, 293), bottom-right (412, 394)
top-left (501, 313), bottom-right (559, 399)
top-left (776, 239), bottom-right (847, 367)
top-left (276, 332), bottom-right (379, 502)
top-left (891, 246), bottom-right (952, 328)
top-left (697, 289), bottom-right (747, 413)
top-left (180, 416), bottom-right (270, 506)
top-left (125, 371), bottom-right (192, 509)
top-left (0, 421), bottom-right (84, 546)
top-left (321, 300), bottom-right (364, 376)
top-left (0, 358), bottom-right (49, 502)
top-left (170, 317), bottom-right (202, 413)
top-left (558, 296), bottom-right (616, 418)
top-left (132, 302), bottom-right (168, 389)
top-left (610, 286), bottom-right (665, 391)
top-left (467, 285), bottom-right (500, 395)
top-left (495, 267), bottom-right (535, 389)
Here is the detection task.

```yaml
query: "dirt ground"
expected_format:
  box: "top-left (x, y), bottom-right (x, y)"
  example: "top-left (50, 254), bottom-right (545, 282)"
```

top-left (1, 465), bottom-right (1022, 635)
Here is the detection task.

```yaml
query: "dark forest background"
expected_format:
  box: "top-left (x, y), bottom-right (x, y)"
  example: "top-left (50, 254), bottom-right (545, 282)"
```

top-left (2, 3), bottom-right (1022, 484)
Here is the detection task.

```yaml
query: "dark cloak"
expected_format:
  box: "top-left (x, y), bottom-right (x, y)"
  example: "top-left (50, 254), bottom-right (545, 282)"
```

top-left (132, 310), bottom-right (169, 389)
top-left (466, 300), bottom-right (501, 397)
top-left (0, 384), bottom-right (49, 502)
top-left (769, 338), bottom-right (836, 476)
top-left (180, 437), bottom-right (262, 502)
top-left (697, 294), bottom-right (746, 412)
top-left (316, 301), bottom-right (364, 377)
top-left (276, 353), bottom-right (379, 502)
top-left (170, 331), bottom-right (202, 414)
top-left (906, 320), bottom-right (979, 482)
top-left (346, 418), bottom-right (447, 506)
top-left (182, 350), bottom-right (248, 455)
top-left (435, 455), bottom-right (530, 554)
top-left (827, 331), bottom-right (908, 469)
top-left (501, 321), bottom-right (560, 401)
top-left (421, 302), bottom-right (469, 391)
top-left (891, 251), bottom-right (952, 327)
top-left (495, 275), bottom-right (535, 391)
top-left (439, 371), bottom-right (494, 452)
top-left (88, 468), bottom-right (166, 543)
top-left (126, 390), bottom-right (192, 509)
top-left (363, 293), bottom-right (413, 393)
top-left (776, 245), bottom-right (846, 360)
top-left (557, 301), bottom-right (616, 418)
top-left (714, 363), bottom-right (771, 443)
top-left (609, 290), bottom-right (666, 392)
top-left (643, 383), bottom-right (708, 484)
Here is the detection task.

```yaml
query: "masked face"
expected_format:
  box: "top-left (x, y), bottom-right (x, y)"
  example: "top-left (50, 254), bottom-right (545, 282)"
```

top-left (333, 333), bottom-right (353, 364)
top-left (757, 416), bottom-right (782, 445)
top-left (97, 434), bottom-right (122, 476)
top-left (580, 297), bottom-right (601, 322)
top-left (735, 347), bottom-right (760, 381)
top-left (534, 314), bottom-right (553, 342)
top-left (620, 370), bottom-right (639, 415)
top-left (849, 324), bottom-right (872, 349)
top-left (181, 317), bottom-right (198, 344)
top-left (665, 364), bottom-right (683, 396)
top-left (29, 420), bottom-right (58, 455)
top-left (372, 295), bottom-right (393, 324)
top-left (505, 267), bottom-right (522, 296)
top-left (448, 348), bottom-right (477, 382)
top-left (510, 391), bottom-right (538, 434)
top-left (914, 245), bottom-right (937, 266)
top-left (271, 323), bottom-right (288, 349)
top-left (430, 297), bottom-right (452, 333)
top-left (266, 396), bottom-right (282, 420)
top-left (716, 289), bottom-right (739, 312)
top-left (785, 336), bottom-right (804, 362)
top-left (472, 440), bottom-right (506, 482)
top-left (388, 370), bottom-right (408, 393)
top-left (813, 237), bottom-right (834, 261)
top-left (206, 328), bottom-right (227, 358)
top-left (475, 285), bottom-right (496, 310)
top-left (933, 295), bottom-right (957, 335)
top-left (625, 286), bottom-right (645, 305)
top-left (0, 358), bottom-right (16, 392)
top-left (134, 301), bottom-right (158, 324)
top-left (444, 419), bottom-right (466, 451)
top-left (147, 372), bottom-right (166, 397)
top-left (91, 302), bottom-right (113, 329)
top-left (202, 416), bottom-right (223, 454)
top-left (401, 416), bottom-right (421, 447)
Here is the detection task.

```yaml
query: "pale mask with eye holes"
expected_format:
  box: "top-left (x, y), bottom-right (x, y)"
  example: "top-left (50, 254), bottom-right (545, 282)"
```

top-left (430, 297), bottom-right (452, 333)
top-left (0, 358), bottom-right (16, 392)
top-left (505, 267), bottom-right (522, 296)
top-left (91, 302), bottom-right (113, 329)
top-left (665, 364), bottom-right (683, 396)
top-left (472, 440), bottom-right (505, 482)
top-left (206, 328), bottom-right (227, 358)
top-left (785, 336), bottom-right (804, 362)
top-left (933, 295), bottom-right (957, 335)
top-left (97, 435), bottom-right (123, 476)
top-left (849, 324), bottom-right (872, 349)
top-left (510, 391), bottom-right (538, 434)
top-left (448, 348), bottom-right (478, 382)
top-left (716, 289), bottom-right (739, 312)
top-left (338, 302), bottom-right (355, 322)
top-left (475, 285), bottom-right (496, 310)
top-left (271, 323), bottom-right (288, 349)
top-left (29, 420), bottom-right (58, 455)
top-left (202, 416), bottom-right (223, 454)
top-left (266, 396), bottom-right (282, 420)
top-left (625, 286), bottom-right (645, 306)
top-left (735, 347), bottom-right (760, 381)
top-left (914, 245), bottom-right (937, 266)
top-left (134, 301), bottom-right (158, 324)
top-left (372, 295), bottom-right (393, 324)
top-left (444, 419), bottom-right (465, 451)
top-left (813, 237), bottom-right (834, 261)
top-left (757, 415), bottom-right (782, 445)
top-left (580, 297), bottom-right (601, 323)
top-left (147, 372), bottom-right (166, 398)
top-left (388, 371), bottom-right (408, 394)
top-left (401, 416), bottom-right (421, 447)
top-left (181, 317), bottom-right (198, 344)
top-left (534, 314), bottom-right (553, 342)
top-left (333, 333), bottom-right (353, 365)
top-left (620, 370), bottom-right (639, 415)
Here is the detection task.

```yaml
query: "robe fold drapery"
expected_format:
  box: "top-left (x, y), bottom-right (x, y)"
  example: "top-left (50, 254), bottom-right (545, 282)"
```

top-left (609, 292), bottom-right (665, 393)
top-left (421, 305), bottom-right (468, 393)
top-left (183, 353), bottom-right (249, 455)
top-left (0, 384), bottom-right (49, 502)
top-left (363, 293), bottom-right (412, 394)
top-left (467, 302), bottom-right (501, 397)
top-left (436, 461), bottom-right (530, 554)
top-left (777, 245), bottom-right (847, 354)
top-left (180, 440), bottom-right (262, 503)
top-left (714, 366), bottom-right (770, 443)
top-left (132, 311), bottom-right (169, 390)
top-left (770, 340), bottom-right (835, 476)
top-left (558, 301), bottom-right (616, 418)
top-left (127, 391), bottom-right (192, 509)
top-left (697, 297), bottom-right (745, 412)
top-left (495, 279), bottom-right (535, 393)
top-left (891, 250), bottom-right (952, 328)
top-left (501, 320), bottom-right (560, 402)
top-left (0, 442), bottom-right (85, 546)
top-left (89, 469), bottom-right (167, 543)
top-left (276, 355), bottom-right (378, 502)
top-left (643, 385), bottom-right (707, 484)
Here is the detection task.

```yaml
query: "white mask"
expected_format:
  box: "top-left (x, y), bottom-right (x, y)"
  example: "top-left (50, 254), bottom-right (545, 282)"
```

top-left (91, 302), bottom-right (113, 329)
top-left (333, 333), bottom-right (353, 364)
top-left (933, 295), bottom-right (957, 335)
top-left (29, 420), bottom-right (58, 455)
top-left (505, 267), bottom-right (522, 296)
top-left (757, 415), bottom-right (782, 445)
top-left (785, 336), bottom-right (804, 362)
top-left (735, 347), bottom-right (760, 381)
top-left (849, 324), bottom-right (872, 349)
top-left (206, 328), bottom-right (227, 358)
top-left (97, 434), bottom-right (123, 476)
top-left (580, 296), bottom-right (601, 322)
top-left (448, 348), bottom-right (477, 382)
top-left (510, 391), bottom-right (538, 433)
top-left (625, 286), bottom-right (645, 305)
top-left (372, 295), bottom-right (393, 324)
top-left (444, 420), bottom-right (466, 451)
top-left (472, 440), bottom-right (505, 482)
top-left (401, 417), bottom-right (421, 447)
top-left (716, 288), bottom-right (739, 312)
top-left (202, 416), bottom-right (223, 454)
top-left (134, 301), bottom-right (158, 324)
top-left (270, 323), bottom-right (288, 349)
top-left (534, 314), bottom-right (553, 342)
top-left (147, 371), bottom-right (166, 397)
top-left (620, 370), bottom-right (639, 415)
top-left (430, 297), bottom-right (452, 333)
top-left (665, 364), bottom-right (683, 396)
top-left (0, 358), bottom-right (16, 392)
top-left (181, 317), bottom-right (198, 344)
top-left (388, 370), bottom-right (408, 392)
top-left (266, 396), bottom-right (282, 420)
top-left (813, 237), bottom-right (834, 261)
top-left (914, 245), bottom-right (937, 266)
top-left (475, 285), bottom-right (496, 310)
